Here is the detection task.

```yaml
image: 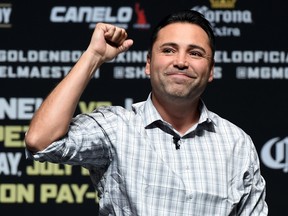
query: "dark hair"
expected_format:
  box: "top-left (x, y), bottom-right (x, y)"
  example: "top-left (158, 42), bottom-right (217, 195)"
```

top-left (148, 10), bottom-right (215, 59)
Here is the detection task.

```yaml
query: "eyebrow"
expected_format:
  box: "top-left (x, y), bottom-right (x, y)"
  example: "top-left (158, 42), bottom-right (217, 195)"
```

top-left (160, 42), bottom-right (207, 54)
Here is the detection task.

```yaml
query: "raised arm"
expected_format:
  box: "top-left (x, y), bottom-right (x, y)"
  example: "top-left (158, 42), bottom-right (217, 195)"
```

top-left (25, 23), bottom-right (133, 152)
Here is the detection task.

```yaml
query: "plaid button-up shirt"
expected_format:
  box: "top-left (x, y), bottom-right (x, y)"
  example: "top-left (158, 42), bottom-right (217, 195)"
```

top-left (27, 95), bottom-right (268, 215)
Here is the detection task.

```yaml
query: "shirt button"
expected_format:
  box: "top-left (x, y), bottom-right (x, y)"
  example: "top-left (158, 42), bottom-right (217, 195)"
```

top-left (186, 194), bottom-right (193, 199)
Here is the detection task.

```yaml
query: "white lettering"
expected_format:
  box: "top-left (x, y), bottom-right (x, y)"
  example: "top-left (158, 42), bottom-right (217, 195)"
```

top-left (0, 50), bottom-right (82, 63)
top-left (0, 7), bottom-right (12, 23)
top-left (215, 51), bottom-right (288, 64)
top-left (236, 67), bottom-right (288, 79)
top-left (261, 137), bottom-right (288, 172)
top-left (112, 51), bottom-right (148, 63)
top-left (214, 26), bottom-right (240, 37)
top-left (50, 6), bottom-right (133, 23)
top-left (192, 6), bottom-right (253, 24)
top-left (0, 152), bottom-right (22, 176)
top-left (113, 66), bottom-right (147, 79)
top-left (0, 98), bottom-right (43, 120)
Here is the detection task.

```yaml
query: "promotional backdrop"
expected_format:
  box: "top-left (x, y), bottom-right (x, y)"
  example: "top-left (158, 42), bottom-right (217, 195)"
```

top-left (1, 0), bottom-right (287, 215)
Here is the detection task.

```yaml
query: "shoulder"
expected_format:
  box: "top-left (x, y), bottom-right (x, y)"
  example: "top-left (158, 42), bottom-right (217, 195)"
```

top-left (72, 102), bottom-right (147, 127)
top-left (207, 110), bottom-right (257, 157)
top-left (72, 105), bottom-right (134, 125)
top-left (209, 110), bottom-right (249, 137)
top-left (200, 101), bottom-right (249, 138)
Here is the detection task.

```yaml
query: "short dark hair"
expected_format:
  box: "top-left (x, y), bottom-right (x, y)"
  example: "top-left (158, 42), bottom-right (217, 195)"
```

top-left (148, 10), bottom-right (215, 59)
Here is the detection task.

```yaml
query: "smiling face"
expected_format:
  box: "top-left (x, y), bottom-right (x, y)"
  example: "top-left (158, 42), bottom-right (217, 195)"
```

top-left (145, 22), bottom-right (214, 104)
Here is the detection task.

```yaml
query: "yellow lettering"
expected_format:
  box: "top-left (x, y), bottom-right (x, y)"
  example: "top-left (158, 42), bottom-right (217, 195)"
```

top-left (40, 184), bottom-right (96, 204)
top-left (18, 184), bottom-right (34, 203)
top-left (6, 126), bottom-right (22, 147)
top-left (26, 161), bottom-right (72, 176)
top-left (78, 101), bottom-right (112, 113)
top-left (0, 125), bottom-right (28, 148)
top-left (56, 184), bottom-right (74, 203)
top-left (71, 184), bottom-right (89, 203)
top-left (81, 167), bottom-right (89, 175)
top-left (0, 184), bottom-right (34, 203)
top-left (40, 184), bottom-right (57, 203)
top-left (79, 101), bottom-right (95, 113)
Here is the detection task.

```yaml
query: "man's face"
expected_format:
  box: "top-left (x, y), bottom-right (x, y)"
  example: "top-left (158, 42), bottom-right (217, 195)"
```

top-left (145, 22), bottom-right (214, 102)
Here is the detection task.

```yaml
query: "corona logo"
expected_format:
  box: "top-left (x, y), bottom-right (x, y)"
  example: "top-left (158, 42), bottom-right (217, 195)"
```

top-left (210, 0), bottom-right (237, 9)
top-left (261, 137), bottom-right (288, 173)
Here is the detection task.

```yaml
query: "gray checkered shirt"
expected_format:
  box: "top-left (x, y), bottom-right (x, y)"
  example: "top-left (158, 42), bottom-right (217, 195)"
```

top-left (27, 95), bottom-right (268, 215)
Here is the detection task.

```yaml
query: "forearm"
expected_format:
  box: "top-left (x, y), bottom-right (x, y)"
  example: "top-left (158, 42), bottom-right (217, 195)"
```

top-left (25, 50), bottom-right (103, 152)
top-left (25, 23), bottom-right (133, 153)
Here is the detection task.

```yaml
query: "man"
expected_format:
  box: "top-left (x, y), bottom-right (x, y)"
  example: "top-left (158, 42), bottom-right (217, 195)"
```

top-left (25, 10), bottom-right (268, 215)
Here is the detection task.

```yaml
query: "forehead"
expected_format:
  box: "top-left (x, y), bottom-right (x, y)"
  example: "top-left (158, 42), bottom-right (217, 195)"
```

top-left (155, 22), bottom-right (211, 50)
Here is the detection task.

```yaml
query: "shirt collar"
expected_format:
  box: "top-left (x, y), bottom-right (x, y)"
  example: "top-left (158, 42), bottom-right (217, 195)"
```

top-left (132, 93), bottom-right (216, 130)
top-left (198, 99), bottom-right (215, 126)
top-left (132, 93), bottom-right (162, 127)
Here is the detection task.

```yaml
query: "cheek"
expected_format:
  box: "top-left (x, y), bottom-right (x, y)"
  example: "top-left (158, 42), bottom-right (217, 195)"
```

top-left (192, 61), bottom-right (211, 74)
top-left (151, 57), bottom-right (171, 73)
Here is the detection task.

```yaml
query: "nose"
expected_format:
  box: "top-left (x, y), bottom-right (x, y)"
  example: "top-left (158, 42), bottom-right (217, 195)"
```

top-left (173, 53), bottom-right (189, 69)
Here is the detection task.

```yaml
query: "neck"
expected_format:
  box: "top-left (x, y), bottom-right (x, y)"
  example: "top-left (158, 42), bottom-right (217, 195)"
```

top-left (151, 93), bottom-right (200, 135)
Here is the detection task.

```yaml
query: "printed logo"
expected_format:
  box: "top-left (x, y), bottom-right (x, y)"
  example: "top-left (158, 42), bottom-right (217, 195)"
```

top-left (50, 3), bottom-right (150, 30)
top-left (133, 3), bottom-right (150, 29)
top-left (50, 6), bottom-right (133, 29)
top-left (261, 137), bottom-right (288, 173)
top-left (192, 0), bottom-right (253, 37)
top-left (210, 0), bottom-right (237, 9)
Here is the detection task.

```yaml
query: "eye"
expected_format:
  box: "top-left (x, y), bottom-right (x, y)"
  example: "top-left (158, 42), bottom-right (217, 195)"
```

top-left (162, 47), bottom-right (175, 54)
top-left (189, 51), bottom-right (204, 58)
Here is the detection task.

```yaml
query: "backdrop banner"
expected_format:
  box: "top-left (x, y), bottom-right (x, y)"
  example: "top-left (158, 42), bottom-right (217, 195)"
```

top-left (1, 0), bottom-right (287, 215)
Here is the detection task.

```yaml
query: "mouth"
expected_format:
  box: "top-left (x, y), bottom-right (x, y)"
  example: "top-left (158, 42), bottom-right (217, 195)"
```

top-left (164, 71), bottom-right (197, 79)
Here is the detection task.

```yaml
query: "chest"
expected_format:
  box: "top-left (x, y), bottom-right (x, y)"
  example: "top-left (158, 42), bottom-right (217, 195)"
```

top-left (114, 125), bottom-right (233, 197)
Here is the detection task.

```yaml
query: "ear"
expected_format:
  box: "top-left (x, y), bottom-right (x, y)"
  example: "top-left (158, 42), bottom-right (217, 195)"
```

top-left (208, 61), bottom-right (214, 82)
top-left (145, 53), bottom-right (151, 76)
